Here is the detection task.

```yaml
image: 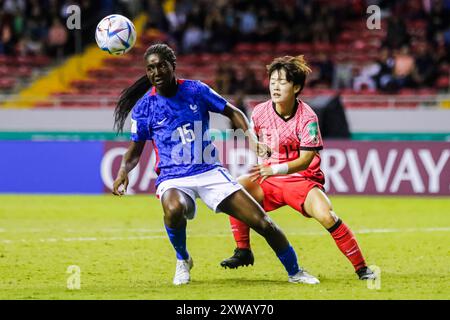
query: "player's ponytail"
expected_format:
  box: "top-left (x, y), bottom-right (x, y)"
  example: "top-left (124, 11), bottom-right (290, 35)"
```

top-left (114, 75), bottom-right (151, 133)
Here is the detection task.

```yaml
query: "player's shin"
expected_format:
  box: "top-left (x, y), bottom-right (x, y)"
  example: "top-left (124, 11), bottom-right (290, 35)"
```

top-left (165, 222), bottom-right (189, 260)
top-left (276, 244), bottom-right (300, 276)
top-left (229, 216), bottom-right (251, 249)
top-left (327, 219), bottom-right (366, 271)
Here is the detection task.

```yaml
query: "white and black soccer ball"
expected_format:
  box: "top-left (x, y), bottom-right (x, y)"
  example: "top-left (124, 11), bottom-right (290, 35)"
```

top-left (95, 14), bottom-right (136, 55)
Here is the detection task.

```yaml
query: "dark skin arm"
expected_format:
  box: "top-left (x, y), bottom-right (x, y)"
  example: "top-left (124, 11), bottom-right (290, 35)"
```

top-left (222, 103), bottom-right (271, 158)
top-left (112, 141), bottom-right (146, 195)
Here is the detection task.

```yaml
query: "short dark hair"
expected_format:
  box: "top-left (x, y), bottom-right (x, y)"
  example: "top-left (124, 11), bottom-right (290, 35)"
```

top-left (267, 55), bottom-right (312, 95)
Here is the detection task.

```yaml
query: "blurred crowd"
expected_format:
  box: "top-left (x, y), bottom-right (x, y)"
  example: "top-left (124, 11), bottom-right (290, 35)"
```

top-left (0, 0), bottom-right (135, 57)
top-left (1, 0), bottom-right (450, 94)
top-left (151, 0), bottom-right (450, 94)
top-left (337, 0), bottom-right (450, 93)
top-left (150, 0), bottom-right (345, 54)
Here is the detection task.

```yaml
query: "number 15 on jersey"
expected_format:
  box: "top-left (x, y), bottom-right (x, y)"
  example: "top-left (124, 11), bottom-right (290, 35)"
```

top-left (177, 123), bottom-right (196, 144)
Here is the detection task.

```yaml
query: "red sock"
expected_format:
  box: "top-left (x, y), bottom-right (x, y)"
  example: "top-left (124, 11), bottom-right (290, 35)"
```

top-left (229, 216), bottom-right (251, 249)
top-left (329, 219), bottom-right (366, 271)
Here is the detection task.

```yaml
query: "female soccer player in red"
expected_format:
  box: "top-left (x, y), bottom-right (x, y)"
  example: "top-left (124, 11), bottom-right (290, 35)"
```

top-left (220, 55), bottom-right (375, 280)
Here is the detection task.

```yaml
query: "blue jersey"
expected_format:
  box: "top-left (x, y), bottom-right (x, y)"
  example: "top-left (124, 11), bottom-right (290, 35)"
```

top-left (130, 79), bottom-right (227, 186)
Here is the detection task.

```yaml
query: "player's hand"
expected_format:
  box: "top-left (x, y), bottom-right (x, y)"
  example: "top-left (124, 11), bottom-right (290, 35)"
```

top-left (112, 168), bottom-right (129, 196)
top-left (249, 164), bottom-right (273, 183)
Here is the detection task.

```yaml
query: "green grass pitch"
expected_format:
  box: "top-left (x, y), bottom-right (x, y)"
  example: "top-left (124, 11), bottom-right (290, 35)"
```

top-left (0, 195), bottom-right (449, 300)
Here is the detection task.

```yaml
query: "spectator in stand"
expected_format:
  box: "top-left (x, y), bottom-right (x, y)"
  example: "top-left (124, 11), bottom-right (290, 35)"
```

top-left (204, 5), bottom-right (235, 52)
top-left (230, 89), bottom-right (249, 131)
top-left (333, 62), bottom-right (354, 90)
top-left (309, 53), bottom-right (334, 88)
top-left (237, 3), bottom-right (258, 42)
top-left (145, 0), bottom-right (170, 32)
top-left (426, 0), bottom-right (450, 42)
top-left (374, 47), bottom-right (397, 92)
top-left (353, 60), bottom-right (380, 92)
top-left (256, 6), bottom-right (278, 43)
top-left (215, 65), bottom-right (238, 95)
top-left (393, 45), bottom-right (416, 89)
top-left (384, 15), bottom-right (410, 49)
top-left (433, 31), bottom-right (450, 63)
top-left (237, 66), bottom-right (265, 95)
top-left (181, 21), bottom-right (204, 53)
top-left (412, 43), bottom-right (438, 87)
top-left (0, 10), bottom-right (15, 55)
top-left (47, 17), bottom-right (68, 57)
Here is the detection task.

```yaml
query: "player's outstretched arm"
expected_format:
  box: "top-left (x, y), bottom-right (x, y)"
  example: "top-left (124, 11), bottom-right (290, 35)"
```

top-left (222, 103), bottom-right (271, 158)
top-left (112, 141), bottom-right (146, 195)
top-left (250, 150), bottom-right (316, 181)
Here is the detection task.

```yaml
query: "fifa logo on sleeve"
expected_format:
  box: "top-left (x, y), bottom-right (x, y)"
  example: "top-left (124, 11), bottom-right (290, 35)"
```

top-left (308, 122), bottom-right (319, 144)
top-left (366, 265), bottom-right (381, 290)
top-left (66, 265), bottom-right (81, 290)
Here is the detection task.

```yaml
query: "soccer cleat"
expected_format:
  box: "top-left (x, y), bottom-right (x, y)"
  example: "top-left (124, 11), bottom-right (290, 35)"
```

top-left (288, 269), bottom-right (320, 284)
top-left (356, 266), bottom-right (377, 280)
top-left (220, 248), bottom-right (254, 269)
top-left (173, 256), bottom-right (193, 285)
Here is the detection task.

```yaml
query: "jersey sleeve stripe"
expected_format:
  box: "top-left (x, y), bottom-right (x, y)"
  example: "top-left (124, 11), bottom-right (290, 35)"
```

top-left (300, 146), bottom-right (323, 151)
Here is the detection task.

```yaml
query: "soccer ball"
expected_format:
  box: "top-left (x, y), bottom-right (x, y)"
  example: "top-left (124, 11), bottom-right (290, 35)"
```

top-left (95, 14), bottom-right (136, 55)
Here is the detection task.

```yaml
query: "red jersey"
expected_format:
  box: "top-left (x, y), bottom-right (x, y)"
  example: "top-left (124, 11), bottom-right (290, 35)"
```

top-left (252, 99), bottom-right (325, 184)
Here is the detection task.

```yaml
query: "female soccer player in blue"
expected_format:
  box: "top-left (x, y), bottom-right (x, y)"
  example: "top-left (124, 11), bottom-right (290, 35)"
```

top-left (112, 43), bottom-right (319, 285)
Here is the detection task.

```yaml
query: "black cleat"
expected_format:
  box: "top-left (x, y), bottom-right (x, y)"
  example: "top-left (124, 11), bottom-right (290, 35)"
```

top-left (356, 266), bottom-right (377, 280)
top-left (220, 248), bottom-right (255, 269)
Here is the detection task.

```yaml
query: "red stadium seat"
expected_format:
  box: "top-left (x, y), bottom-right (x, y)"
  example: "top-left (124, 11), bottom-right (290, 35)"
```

top-left (16, 66), bottom-right (33, 78)
top-left (275, 43), bottom-right (296, 54)
top-left (255, 42), bottom-right (274, 53)
top-left (0, 66), bottom-right (9, 76)
top-left (233, 43), bottom-right (255, 54)
top-left (0, 78), bottom-right (16, 90)
top-left (218, 53), bottom-right (233, 63)
top-left (292, 43), bottom-right (313, 54)
top-left (236, 54), bottom-right (254, 63)
top-left (87, 68), bottom-right (116, 78)
top-left (436, 76), bottom-right (450, 89)
top-left (313, 42), bottom-right (333, 53)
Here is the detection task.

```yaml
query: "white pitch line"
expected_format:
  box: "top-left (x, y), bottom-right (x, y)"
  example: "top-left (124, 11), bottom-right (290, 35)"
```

top-left (0, 227), bottom-right (449, 244)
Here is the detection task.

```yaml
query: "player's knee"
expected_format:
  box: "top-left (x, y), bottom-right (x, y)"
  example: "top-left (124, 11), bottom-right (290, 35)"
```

top-left (237, 175), bottom-right (253, 190)
top-left (316, 208), bottom-right (338, 228)
top-left (162, 193), bottom-right (189, 220)
top-left (164, 200), bottom-right (188, 217)
top-left (257, 215), bottom-right (279, 236)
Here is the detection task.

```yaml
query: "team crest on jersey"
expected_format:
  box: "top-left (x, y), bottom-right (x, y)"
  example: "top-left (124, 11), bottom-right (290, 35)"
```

top-left (189, 104), bottom-right (198, 113)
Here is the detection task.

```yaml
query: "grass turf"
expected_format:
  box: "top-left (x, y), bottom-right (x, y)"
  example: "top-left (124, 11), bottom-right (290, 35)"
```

top-left (0, 195), bottom-right (449, 300)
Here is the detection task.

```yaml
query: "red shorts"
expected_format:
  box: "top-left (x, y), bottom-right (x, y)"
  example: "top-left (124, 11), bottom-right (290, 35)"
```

top-left (260, 177), bottom-right (324, 217)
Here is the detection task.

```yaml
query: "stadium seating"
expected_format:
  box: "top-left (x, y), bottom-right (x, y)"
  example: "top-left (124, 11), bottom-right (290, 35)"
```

top-left (0, 54), bottom-right (50, 93)
top-left (2, 7), bottom-right (447, 110)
